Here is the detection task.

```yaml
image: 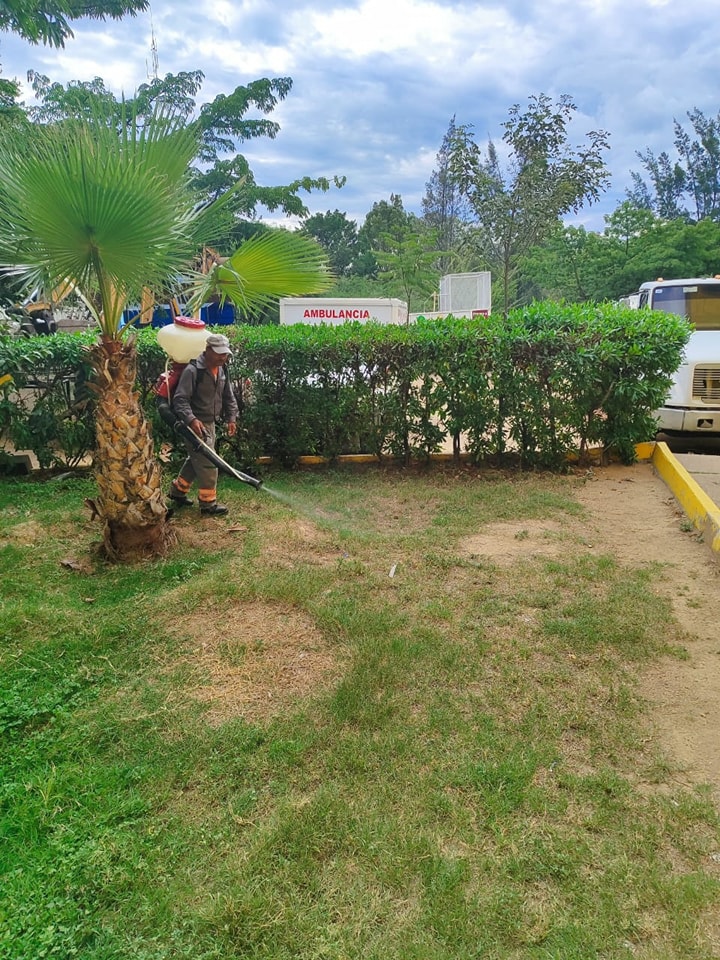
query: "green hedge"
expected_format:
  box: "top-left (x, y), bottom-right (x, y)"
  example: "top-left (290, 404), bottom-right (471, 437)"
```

top-left (0, 303), bottom-right (690, 472)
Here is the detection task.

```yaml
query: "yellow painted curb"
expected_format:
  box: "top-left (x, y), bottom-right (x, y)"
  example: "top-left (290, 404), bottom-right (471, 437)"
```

top-left (290, 453), bottom-right (472, 466)
top-left (326, 454), bottom-right (380, 464)
top-left (651, 441), bottom-right (720, 555)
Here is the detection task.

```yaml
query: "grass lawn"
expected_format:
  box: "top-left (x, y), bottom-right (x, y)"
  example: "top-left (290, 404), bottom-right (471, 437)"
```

top-left (1, 466), bottom-right (718, 960)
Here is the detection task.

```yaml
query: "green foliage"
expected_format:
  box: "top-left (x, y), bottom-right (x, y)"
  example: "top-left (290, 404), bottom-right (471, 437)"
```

top-left (0, 331), bottom-right (96, 469)
top-left (449, 94), bottom-right (611, 314)
top-left (16, 69), bottom-right (344, 246)
top-left (375, 230), bottom-right (445, 313)
top-left (0, 0), bottom-right (148, 48)
top-left (628, 107), bottom-right (720, 221)
top-left (0, 302), bottom-right (690, 471)
top-left (0, 101), bottom-right (203, 337)
top-left (300, 209), bottom-right (360, 277)
top-left (354, 194), bottom-right (417, 279)
top-left (526, 211), bottom-right (720, 303)
top-left (0, 74), bottom-right (25, 132)
top-left (421, 115), bottom-right (473, 273)
top-left (200, 230), bottom-right (334, 319)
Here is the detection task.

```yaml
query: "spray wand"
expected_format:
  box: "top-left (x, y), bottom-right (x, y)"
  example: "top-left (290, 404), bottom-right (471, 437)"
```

top-left (157, 401), bottom-right (263, 490)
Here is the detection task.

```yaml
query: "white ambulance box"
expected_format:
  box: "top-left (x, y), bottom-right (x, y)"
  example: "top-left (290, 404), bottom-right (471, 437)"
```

top-left (279, 298), bottom-right (408, 326)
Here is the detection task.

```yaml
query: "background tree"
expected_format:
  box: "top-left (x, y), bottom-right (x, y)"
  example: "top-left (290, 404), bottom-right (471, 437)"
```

top-left (354, 194), bottom-right (415, 278)
top-left (422, 116), bottom-right (472, 273)
top-left (375, 230), bottom-right (443, 315)
top-left (627, 149), bottom-right (686, 221)
top-left (448, 93), bottom-right (610, 315)
top-left (523, 223), bottom-right (625, 302)
top-left (300, 209), bottom-right (360, 277)
top-left (628, 107), bottom-right (720, 222)
top-left (524, 204), bottom-right (720, 304)
top-left (23, 70), bottom-right (345, 244)
top-left (0, 0), bottom-right (148, 47)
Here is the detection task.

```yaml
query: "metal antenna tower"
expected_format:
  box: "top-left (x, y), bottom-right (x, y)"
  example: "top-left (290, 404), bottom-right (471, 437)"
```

top-left (147, 7), bottom-right (159, 81)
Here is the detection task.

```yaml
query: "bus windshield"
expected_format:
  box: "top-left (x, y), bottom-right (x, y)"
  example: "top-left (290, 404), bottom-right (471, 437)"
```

top-left (650, 283), bottom-right (720, 330)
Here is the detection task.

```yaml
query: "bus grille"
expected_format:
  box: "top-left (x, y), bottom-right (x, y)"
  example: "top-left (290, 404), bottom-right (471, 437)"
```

top-left (692, 365), bottom-right (720, 403)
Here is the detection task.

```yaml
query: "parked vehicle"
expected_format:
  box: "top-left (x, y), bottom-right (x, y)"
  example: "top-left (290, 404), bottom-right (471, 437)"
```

top-left (1, 301), bottom-right (57, 337)
top-left (1, 283), bottom-right (95, 336)
top-left (621, 277), bottom-right (720, 433)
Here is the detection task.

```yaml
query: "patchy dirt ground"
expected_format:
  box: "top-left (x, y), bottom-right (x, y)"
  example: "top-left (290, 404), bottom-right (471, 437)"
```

top-left (172, 461), bottom-right (720, 800)
top-left (177, 599), bottom-right (343, 728)
top-left (460, 462), bottom-right (720, 801)
top-left (577, 463), bottom-right (720, 801)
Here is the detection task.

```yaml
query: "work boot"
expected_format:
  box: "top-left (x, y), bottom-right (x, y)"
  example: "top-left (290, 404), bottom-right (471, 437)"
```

top-left (168, 484), bottom-right (194, 507)
top-left (200, 501), bottom-right (229, 516)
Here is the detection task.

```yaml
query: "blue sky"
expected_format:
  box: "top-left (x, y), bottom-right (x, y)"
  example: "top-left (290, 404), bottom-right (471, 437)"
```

top-left (1, 0), bottom-right (718, 232)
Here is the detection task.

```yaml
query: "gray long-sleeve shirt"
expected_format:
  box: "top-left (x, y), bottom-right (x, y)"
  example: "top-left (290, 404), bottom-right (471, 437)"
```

top-left (172, 354), bottom-right (239, 427)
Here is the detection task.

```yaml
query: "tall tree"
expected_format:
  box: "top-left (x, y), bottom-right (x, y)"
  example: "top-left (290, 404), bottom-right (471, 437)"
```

top-left (375, 231), bottom-right (443, 314)
top-left (422, 116), bottom-right (472, 272)
top-left (300, 210), bottom-right (359, 277)
top-left (628, 108), bottom-right (720, 222)
top-left (522, 224), bottom-right (623, 303)
top-left (627, 150), bottom-right (686, 221)
top-left (24, 70), bottom-right (345, 235)
top-left (0, 71), bottom-right (24, 130)
top-left (448, 93), bottom-right (610, 315)
top-left (355, 194), bottom-right (414, 277)
top-left (0, 0), bottom-right (148, 47)
top-left (0, 103), bottom-right (331, 561)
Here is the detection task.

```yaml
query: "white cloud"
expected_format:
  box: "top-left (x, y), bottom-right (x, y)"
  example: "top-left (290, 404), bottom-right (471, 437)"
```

top-left (0, 0), bottom-right (717, 231)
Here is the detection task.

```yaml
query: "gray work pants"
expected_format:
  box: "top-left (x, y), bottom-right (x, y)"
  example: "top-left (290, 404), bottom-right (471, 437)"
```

top-left (176, 422), bottom-right (219, 502)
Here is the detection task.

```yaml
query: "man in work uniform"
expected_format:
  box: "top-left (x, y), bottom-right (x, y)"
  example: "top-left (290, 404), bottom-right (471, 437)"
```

top-left (168, 333), bottom-right (239, 516)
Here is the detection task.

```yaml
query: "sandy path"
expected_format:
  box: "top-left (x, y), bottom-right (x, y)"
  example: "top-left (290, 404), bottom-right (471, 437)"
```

top-left (573, 462), bottom-right (720, 800)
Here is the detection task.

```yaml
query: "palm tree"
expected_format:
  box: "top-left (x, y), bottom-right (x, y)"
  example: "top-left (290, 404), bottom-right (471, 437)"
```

top-left (0, 105), bottom-right (332, 560)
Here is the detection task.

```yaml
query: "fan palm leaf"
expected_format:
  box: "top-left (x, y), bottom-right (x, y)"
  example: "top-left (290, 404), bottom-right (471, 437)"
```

top-left (191, 228), bottom-right (333, 317)
top-left (0, 105), bottom-right (200, 336)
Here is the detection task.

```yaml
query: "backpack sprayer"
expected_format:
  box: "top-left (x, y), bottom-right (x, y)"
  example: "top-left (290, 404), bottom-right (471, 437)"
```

top-left (155, 316), bottom-right (263, 492)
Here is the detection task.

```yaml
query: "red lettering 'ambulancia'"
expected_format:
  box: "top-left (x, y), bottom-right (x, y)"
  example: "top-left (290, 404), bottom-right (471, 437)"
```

top-left (303, 308), bottom-right (371, 320)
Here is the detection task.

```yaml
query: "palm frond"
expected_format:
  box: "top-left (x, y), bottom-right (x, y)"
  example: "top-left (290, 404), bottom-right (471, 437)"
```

top-left (0, 104), bottom-right (201, 335)
top-left (190, 229), bottom-right (333, 316)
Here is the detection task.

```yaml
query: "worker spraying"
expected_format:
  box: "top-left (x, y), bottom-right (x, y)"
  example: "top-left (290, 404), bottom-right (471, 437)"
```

top-left (155, 318), bottom-right (262, 515)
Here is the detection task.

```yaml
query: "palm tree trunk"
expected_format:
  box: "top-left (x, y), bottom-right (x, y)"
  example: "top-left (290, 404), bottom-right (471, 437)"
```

top-left (87, 334), bottom-right (176, 561)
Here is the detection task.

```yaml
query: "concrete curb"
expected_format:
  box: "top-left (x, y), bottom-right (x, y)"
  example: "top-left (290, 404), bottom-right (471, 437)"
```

top-left (647, 441), bottom-right (720, 556)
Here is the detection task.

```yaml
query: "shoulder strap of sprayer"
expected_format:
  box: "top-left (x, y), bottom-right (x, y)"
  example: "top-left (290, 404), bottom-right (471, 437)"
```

top-left (168, 359), bottom-right (206, 408)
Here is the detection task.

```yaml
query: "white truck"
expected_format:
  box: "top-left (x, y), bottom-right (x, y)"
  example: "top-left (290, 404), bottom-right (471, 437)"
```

top-left (279, 297), bottom-right (408, 326)
top-left (621, 277), bottom-right (720, 433)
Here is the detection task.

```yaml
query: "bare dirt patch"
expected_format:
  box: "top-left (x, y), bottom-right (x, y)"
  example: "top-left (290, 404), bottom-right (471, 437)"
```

top-left (180, 599), bottom-right (342, 726)
top-left (571, 463), bottom-right (720, 800)
top-left (457, 461), bottom-right (720, 800)
top-left (460, 518), bottom-right (588, 563)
